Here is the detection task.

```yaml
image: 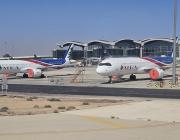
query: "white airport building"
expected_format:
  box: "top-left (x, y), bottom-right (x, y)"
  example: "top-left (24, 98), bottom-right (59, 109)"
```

top-left (53, 38), bottom-right (180, 60)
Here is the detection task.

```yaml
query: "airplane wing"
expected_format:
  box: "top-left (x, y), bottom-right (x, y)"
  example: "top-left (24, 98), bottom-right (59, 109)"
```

top-left (138, 64), bottom-right (178, 73)
top-left (44, 60), bottom-right (81, 70)
top-left (47, 64), bottom-right (76, 69)
top-left (138, 67), bottom-right (153, 73)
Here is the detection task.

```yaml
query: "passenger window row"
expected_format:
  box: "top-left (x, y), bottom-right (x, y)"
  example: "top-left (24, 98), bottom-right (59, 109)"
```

top-left (99, 63), bottom-right (112, 66)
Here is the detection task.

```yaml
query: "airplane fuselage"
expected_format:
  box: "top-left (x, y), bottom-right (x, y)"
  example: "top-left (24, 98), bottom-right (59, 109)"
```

top-left (0, 60), bottom-right (45, 74)
top-left (96, 57), bottom-right (158, 76)
top-left (96, 56), bottom-right (172, 81)
top-left (0, 44), bottom-right (75, 78)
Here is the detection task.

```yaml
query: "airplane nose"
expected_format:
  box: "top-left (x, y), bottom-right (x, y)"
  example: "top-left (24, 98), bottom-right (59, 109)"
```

top-left (96, 66), bottom-right (109, 76)
top-left (96, 67), bottom-right (102, 75)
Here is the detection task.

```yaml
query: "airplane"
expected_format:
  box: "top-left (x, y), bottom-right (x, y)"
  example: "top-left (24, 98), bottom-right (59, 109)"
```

top-left (96, 55), bottom-right (173, 83)
top-left (0, 44), bottom-right (77, 78)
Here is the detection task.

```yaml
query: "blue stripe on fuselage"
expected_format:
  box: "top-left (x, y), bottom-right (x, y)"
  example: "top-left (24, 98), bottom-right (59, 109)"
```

top-left (151, 56), bottom-right (173, 64)
top-left (37, 58), bottom-right (66, 65)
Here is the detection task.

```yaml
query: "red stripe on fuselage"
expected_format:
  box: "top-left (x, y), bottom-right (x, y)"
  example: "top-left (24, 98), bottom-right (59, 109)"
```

top-left (23, 59), bottom-right (52, 67)
top-left (142, 57), bottom-right (166, 67)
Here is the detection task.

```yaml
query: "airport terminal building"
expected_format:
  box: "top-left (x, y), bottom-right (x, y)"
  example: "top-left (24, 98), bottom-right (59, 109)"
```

top-left (53, 38), bottom-right (180, 60)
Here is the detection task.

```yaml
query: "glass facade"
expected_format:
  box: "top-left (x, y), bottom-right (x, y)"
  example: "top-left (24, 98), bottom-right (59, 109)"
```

top-left (143, 40), bottom-right (177, 57)
top-left (52, 49), bottom-right (84, 60)
top-left (87, 40), bottom-right (140, 58)
top-left (107, 49), bottom-right (123, 56)
top-left (127, 49), bottom-right (140, 56)
top-left (87, 44), bottom-right (113, 58)
top-left (115, 41), bottom-right (140, 57)
top-left (52, 49), bottom-right (65, 58)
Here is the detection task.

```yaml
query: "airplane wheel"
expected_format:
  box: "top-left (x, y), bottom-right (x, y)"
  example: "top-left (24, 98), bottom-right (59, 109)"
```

top-left (40, 74), bottom-right (45, 78)
top-left (130, 74), bottom-right (136, 81)
top-left (108, 76), bottom-right (112, 83)
top-left (23, 73), bottom-right (28, 78)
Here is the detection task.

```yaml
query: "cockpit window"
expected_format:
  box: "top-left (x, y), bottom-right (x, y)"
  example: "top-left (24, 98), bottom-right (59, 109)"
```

top-left (99, 63), bottom-right (112, 66)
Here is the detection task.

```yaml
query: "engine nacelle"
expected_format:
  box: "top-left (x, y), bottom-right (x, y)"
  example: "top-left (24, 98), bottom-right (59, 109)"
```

top-left (27, 69), bottom-right (42, 78)
top-left (149, 68), bottom-right (164, 80)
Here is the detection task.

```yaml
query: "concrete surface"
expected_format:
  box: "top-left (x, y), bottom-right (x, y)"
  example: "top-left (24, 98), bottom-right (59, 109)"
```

top-left (0, 99), bottom-right (180, 140)
top-left (0, 66), bottom-right (180, 140)
top-left (5, 66), bottom-right (180, 89)
top-left (66, 99), bottom-right (180, 122)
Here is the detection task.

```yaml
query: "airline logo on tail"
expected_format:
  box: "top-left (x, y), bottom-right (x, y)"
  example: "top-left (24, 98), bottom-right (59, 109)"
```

top-left (65, 44), bottom-right (74, 62)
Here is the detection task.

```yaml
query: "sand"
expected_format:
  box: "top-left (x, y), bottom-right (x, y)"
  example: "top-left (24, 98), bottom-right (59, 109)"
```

top-left (0, 93), bottom-right (132, 116)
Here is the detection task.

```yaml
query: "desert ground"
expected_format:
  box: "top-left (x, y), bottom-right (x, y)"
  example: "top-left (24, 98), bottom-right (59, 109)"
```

top-left (0, 93), bottom-right (133, 116)
top-left (1, 93), bottom-right (180, 140)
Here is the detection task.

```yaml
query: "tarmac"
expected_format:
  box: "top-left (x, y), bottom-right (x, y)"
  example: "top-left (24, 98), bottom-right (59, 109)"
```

top-left (6, 84), bottom-right (180, 99)
top-left (0, 66), bottom-right (180, 140)
top-left (4, 66), bottom-right (180, 89)
top-left (2, 66), bottom-right (180, 99)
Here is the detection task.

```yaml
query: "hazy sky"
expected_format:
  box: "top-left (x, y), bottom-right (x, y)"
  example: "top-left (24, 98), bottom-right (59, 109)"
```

top-left (0, 0), bottom-right (179, 56)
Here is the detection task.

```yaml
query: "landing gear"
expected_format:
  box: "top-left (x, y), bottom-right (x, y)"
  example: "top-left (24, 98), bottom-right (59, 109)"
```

top-left (23, 73), bottom-right (28, 78)
top-left (40, 74), bottom-right (45, 78)
top-left (108, 76), bottom-right (112, 83)
top-left (130, 74), bottom-right (136, 81)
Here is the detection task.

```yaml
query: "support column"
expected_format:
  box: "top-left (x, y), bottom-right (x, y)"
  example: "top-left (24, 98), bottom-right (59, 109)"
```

top-left (140, 46), bottom-right (143, 58)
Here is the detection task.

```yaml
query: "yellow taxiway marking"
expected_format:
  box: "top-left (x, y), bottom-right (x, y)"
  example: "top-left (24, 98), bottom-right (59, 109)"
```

top-left (81, 116), bottom-right (128, 129)
top-left (81, 115), bottom-right (180, 129)
top-left (0, 116), bottom-right (180, 136)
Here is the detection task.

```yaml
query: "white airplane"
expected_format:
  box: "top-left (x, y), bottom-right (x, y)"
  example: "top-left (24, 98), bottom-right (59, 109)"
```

top-left (96, 55), bottom-right (173, 83)
top-left (0, 44), bottom-right (77, 78)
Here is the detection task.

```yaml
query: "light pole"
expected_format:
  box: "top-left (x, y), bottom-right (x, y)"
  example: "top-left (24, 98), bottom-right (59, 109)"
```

top-left (172, 0), bottom-right (177, 85)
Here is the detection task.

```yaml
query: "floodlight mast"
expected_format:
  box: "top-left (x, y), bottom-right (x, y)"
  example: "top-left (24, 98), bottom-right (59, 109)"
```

top-left (172, 0), bottom-right (177, 85)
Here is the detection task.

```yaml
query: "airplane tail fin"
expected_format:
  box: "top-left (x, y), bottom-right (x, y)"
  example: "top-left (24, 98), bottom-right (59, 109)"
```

top-left (171, 51), bottom-right (173, 58)
top-left (65, 44), bottom-right (74, 62)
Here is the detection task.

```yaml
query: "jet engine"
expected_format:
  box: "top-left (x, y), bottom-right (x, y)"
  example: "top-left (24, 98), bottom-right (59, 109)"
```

top-left (27, 69), bottom-right (42, 78)
top-left (149, 68), bottom-right (164, 80)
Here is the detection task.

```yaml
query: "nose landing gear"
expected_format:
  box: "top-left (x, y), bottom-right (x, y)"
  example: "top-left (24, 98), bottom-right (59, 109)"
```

top-left (40, 74), bottom-right (45, 78)
top-left (130, 74), bottom-right (136, 81)
top-left (108, 76), bottom-right (112, 83)
top-left (23, 73), bottom-right (28, 78)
